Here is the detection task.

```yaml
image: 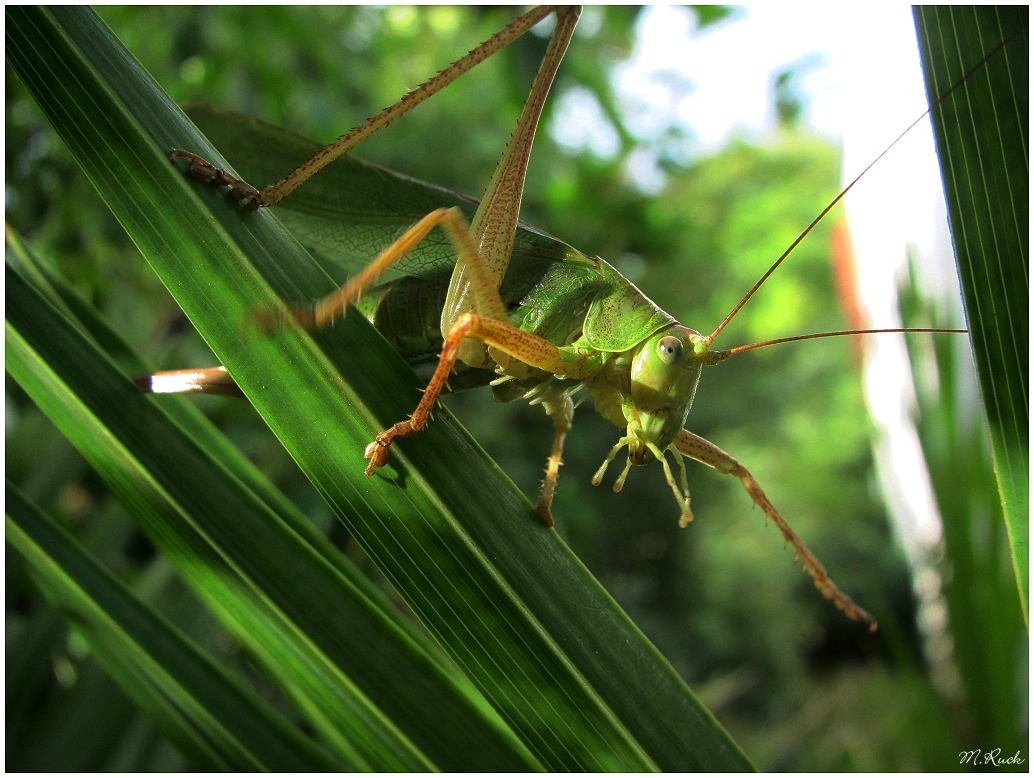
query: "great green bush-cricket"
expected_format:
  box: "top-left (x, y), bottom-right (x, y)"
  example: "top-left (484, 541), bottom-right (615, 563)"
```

top-left (151, 6), bottom-right (982, 631)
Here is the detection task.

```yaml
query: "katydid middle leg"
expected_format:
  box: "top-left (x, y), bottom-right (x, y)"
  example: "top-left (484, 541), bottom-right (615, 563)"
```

top-left (363, 308), bottom-right (603, 499)
top-left (533, 387), bottom-right (575, 527)
top-left (260, 7), bottom-right (584, 524)
top-left (275, 198), bottom-right (597, 523)
top-left (675, 429), bottom-right (878, 631)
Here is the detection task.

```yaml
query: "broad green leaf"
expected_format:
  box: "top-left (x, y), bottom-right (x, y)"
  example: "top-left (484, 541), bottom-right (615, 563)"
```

top-left (5, 484), bottom-right (340, 772)
top-left (6, 5), bottom-right (751, 770)
top-left (913, 6), bottom-right (1029, 622)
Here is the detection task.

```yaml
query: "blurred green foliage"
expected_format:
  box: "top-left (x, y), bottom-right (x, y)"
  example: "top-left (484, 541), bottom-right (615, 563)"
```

top-left (6, 5), bottom-right (1023, 770)
top-left (900, 263), bottom-right (1027, 762)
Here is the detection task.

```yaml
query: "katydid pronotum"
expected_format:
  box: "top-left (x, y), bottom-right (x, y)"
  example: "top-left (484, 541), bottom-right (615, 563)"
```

top-left (144, 6), bottom-right (976, 633)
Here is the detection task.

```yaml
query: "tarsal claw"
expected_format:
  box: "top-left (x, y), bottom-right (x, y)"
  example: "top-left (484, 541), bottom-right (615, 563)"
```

top-left (363, 437), bottom-right (392, 474)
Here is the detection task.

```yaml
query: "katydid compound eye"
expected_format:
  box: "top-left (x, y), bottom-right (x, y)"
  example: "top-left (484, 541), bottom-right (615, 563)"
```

top-left (657, 336), bottom-right (683, 364)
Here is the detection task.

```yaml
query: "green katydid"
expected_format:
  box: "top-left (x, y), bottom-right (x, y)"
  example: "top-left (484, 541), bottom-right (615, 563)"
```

top-left (145, 5), bottom-right (973, 633)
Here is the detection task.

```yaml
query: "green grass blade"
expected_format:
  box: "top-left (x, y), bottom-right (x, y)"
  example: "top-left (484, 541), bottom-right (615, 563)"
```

top-left (5, 484), bottom-right (341, 772)
top-left (913, 6), bottom-right (1029, 622)
top-left (5, 261), bottom-right (535, 771)
top-left (6, 5), bottom-right (751, 769)
top-left (899, 271), bottom-right (1027, 756)
top-left (5, 266), bottom-right (427, 770)
top-left (6, 221), bottom-right (504, 711)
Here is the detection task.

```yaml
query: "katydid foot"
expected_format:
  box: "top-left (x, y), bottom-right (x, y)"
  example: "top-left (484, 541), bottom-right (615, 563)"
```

top-left (363, 428), bottom-right (409, 475)
top-left (361, 314), bottom-right (468, 476)
top-left (170, 149), bottom-right (265, 208)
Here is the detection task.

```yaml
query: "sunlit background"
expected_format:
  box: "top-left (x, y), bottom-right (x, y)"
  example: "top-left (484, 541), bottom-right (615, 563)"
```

top-left (578, 1), bottom-right (975, 698)
top-left (6, 6), bottom-right (1024, 771)
top-left (551, 5), bottom-right (976, 707)
top-left (551, 4), bottom-right (954, 556)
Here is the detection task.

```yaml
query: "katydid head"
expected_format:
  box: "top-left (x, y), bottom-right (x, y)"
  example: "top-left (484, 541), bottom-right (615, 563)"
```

top-left (591, 324), bottom-right (705, 526)
top-left (624, 324), bottom-right (708, 462)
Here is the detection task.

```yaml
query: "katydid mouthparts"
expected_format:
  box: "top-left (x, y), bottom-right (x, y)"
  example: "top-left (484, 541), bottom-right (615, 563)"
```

top-left (143, 6), bottom-right (991, 633)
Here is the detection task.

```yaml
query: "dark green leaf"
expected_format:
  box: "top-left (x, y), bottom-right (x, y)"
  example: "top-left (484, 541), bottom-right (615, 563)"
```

top-left (914, 6), bottom-right (1029, 622)
top-left (5, 253), bottom-right (534, 771)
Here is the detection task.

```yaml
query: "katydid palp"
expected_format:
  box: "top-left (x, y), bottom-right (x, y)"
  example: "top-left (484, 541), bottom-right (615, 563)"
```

top-left (144, 6), bottom-right (980, 633)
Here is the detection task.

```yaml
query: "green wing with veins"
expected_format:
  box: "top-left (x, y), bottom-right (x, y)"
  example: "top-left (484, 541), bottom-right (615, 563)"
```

top-left (189, 103), bottom-right (614, 387)
top-left (186, 104), bottom-right (587, 286)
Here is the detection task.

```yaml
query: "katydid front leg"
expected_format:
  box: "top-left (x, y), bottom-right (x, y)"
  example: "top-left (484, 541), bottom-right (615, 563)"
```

top-left (675, 429), bottom-right (878, 632)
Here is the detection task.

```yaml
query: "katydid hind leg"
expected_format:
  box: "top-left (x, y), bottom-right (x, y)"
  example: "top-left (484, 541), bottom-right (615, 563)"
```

top-left (355, 8), bottom-right (587, 497)
top-left (442, 6), bottom-right (581, 352)
top-left (674, 430), bottom-right (878, 632)
top-left (169, 6), bottom-right (560, 208)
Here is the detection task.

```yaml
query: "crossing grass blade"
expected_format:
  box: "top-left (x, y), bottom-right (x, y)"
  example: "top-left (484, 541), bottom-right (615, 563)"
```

top-left (6, 5), bottom-right (752, 770)
top-left (914, 6), bottom-right (1029, 622)
top-left (899, 270), bottom-right (1028, 758)
top-left (5, 228), bottom-right (536, 771)
top-left (7, 262), bottom-right (518, 771)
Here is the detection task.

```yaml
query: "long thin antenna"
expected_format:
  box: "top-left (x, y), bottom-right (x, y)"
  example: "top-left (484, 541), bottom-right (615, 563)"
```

top-left (705, 26), bottom-right (1024, 347)
top-left (706, 327), bottom-right (968, 364)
